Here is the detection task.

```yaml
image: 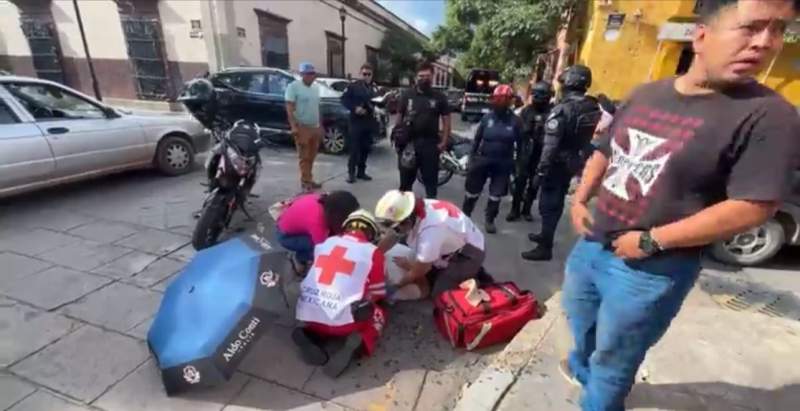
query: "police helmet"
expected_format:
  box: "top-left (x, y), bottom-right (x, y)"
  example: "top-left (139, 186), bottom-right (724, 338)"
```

top-left (531, 81), bottom-right (553, 103)
top-left (557, 65), bottom-right (592, 92)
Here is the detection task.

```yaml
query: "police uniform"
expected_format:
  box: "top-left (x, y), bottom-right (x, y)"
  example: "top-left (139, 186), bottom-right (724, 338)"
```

top-left (397, 87), bottom-right (450, 199)
top-left (508, 98), bottom-right (552, 221)
top-left (461, 108), bottom-right (522, 231)
top-left (522, 66), bottom-right (601, 261)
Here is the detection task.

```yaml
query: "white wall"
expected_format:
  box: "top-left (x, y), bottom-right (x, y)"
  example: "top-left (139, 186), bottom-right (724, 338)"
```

top-left (0, 1), bottom-right (30, 56)
top-left (50, 0), bottom-right (128, 60)
top-left (208, 0), bottom-right (386, 76)
top-left (158, 0), bottom-right (208, 63)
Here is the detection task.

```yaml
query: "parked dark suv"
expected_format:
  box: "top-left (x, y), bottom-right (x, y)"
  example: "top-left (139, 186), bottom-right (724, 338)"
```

top-left (207, 67), bottom-right (363, 154)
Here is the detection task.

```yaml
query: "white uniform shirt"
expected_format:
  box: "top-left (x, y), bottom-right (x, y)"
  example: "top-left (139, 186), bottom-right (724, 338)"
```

top-left (407, 200), bottom-right (485, 268)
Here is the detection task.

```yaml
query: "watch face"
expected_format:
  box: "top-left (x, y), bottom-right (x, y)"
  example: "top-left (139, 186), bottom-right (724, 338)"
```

top-left (639, 233), bottom-right (656, 254)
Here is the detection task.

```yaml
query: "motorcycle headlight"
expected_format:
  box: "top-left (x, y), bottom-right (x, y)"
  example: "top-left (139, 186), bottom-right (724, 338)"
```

top-left (225, 146), bottom-right (249, 176)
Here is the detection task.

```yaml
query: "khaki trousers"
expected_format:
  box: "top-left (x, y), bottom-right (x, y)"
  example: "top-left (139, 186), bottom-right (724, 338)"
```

top-left (294, 125), bottom-right (322, 185)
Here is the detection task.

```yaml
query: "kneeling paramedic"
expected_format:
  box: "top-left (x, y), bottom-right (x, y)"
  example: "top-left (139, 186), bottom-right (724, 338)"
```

top-left (375, 190), bottom-right (486, 299)
top-left (294, 209), bottom-right (388, 378)
top-left (462, 84), bottom-right (522, 234)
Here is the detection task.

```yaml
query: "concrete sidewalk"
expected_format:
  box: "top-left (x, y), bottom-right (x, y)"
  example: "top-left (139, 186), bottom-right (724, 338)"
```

top-left (454, 274), bottom-right (800, 411)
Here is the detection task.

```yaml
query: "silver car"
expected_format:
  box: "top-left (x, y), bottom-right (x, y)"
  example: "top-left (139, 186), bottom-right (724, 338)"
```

top-left (0, 75), bottom-right (210, 198)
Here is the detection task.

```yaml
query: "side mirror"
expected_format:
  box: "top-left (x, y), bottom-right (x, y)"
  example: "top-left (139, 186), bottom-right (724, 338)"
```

top-left (102, 106), bottom-right (121, 118)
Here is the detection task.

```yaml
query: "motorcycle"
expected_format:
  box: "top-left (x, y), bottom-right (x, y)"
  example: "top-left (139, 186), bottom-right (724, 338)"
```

top-left (178, 78), bottom-right (275, 250)
top-left (417, 133), bottom-right (472, 186)
top-left (371, 95), bottom-right (389, 140)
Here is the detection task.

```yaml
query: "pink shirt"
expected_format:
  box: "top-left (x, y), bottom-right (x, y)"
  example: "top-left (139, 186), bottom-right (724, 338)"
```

top-left (277, 193), bottom-right (328, 244)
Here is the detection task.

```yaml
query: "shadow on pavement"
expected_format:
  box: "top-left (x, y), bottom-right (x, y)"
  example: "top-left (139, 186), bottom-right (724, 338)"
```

top-left (627, 382), bottom-right (800, 411)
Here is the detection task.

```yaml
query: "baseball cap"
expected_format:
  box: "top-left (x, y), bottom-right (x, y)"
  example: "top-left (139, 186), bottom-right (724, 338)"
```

top-left (299, 62), bottom-right (316, 74)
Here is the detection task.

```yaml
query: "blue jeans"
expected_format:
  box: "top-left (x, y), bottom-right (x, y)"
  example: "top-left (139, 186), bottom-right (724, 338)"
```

top-left (275, 229), bottom-right (314, 264)
top-left (562, 239), bottom-right (700, 411)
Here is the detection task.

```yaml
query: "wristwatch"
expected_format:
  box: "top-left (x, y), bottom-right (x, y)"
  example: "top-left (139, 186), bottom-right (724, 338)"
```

top-left (638, 231), bottom-right (663, 256)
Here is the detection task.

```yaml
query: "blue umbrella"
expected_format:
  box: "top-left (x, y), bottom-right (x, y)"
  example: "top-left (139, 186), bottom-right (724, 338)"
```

top-left (148, 233), bottom-right (291, 395)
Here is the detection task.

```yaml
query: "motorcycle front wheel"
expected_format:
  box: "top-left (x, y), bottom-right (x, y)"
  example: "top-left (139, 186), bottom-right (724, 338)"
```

top-left (416, 161), bottom-right (454, 187)
top-left (192, 191), bottom-right (233, 250)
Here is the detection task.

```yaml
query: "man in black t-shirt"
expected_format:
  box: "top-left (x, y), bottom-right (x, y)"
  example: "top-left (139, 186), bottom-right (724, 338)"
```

top-left (396, 62), bottom-right (451, 199)
top-left (560, 1), bottom-right (800, 410)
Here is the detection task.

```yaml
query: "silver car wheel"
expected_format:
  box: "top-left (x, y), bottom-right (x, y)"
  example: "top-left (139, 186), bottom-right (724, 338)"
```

top-left (166, 143), bottom-right (191, 170)
top-left (323, 126), bottom-right (346, 154)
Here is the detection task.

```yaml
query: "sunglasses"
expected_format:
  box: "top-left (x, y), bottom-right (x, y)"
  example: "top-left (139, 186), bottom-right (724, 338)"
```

top-left (361, 72), bottom-right (373, 77)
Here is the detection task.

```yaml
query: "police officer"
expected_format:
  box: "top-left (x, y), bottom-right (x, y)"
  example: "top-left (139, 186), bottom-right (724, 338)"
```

top-left (521, 65), bottom-right (601, 261)
top-left (396, 62), bottom-right (451, 199)
top-left (462, 84), bottom-right (522, 234)
top-left (341, 63), bottom-right (379, 183)
top-left (507, 81), bottom-right (553, 222)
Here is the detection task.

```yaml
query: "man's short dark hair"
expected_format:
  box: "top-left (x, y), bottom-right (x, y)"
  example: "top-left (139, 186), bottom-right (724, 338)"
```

top-left (699, 0), bottom-right (799, 22)
top-left (417, 61), bottom-right (434, 73)
top-left (360, 63), bottom-right (373, 72)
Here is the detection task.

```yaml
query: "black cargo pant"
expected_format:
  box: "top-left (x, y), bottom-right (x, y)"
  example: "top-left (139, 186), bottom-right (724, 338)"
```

top-left (538, 162), bottom-right (574, 248)
top-left (462, 156), bottom-right (513, 221)
top-left (511, 143), bottom-right (543, 214)
top-left (347, 120), bottom-right (374, 176)
top-left (426, 243), bottom-right (485, 296)
top-left (399, 137), bottom-right (439, 199)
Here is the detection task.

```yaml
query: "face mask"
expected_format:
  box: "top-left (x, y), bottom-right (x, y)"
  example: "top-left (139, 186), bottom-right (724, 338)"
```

top-left (418, 79), bottom-right (432, 92)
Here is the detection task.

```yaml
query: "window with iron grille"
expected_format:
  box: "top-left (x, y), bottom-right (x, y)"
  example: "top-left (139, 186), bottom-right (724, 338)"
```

top-left (256, 10), bottom-right (290, 69)
top-left (20, 16), bottom-right (65, 84)
top-left (326, 32), bottom-right (344, 78)
top-left (120, 16), bottom-right (169, 100)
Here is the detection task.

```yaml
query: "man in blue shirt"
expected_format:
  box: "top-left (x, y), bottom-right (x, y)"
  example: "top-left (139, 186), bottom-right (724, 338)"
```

top-left (286, 62), bottom-right (322, 191)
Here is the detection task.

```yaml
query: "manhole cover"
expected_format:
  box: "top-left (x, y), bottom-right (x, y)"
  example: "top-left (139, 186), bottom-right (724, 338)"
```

top-left (700, 275), bottom-right (800, 321)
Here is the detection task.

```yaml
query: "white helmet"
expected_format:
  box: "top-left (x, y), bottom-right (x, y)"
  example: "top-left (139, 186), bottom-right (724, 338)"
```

top-left (374, 190), bottom-right (416, 225)
top-left (342, 209), bottom-right (380, 242)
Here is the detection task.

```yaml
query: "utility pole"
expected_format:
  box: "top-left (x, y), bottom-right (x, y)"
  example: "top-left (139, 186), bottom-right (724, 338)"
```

top-left (339, 7), bottom-right (347, 78)
top-left (72, 0), bottom-right (102, 100)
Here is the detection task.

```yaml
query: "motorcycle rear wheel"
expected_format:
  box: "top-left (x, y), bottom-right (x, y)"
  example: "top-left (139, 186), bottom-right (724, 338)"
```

top-left (192, 192), bottom-right (232, 250)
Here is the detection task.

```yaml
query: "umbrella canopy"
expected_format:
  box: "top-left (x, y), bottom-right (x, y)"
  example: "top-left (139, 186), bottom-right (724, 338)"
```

top-left (148, 233), bottom-right (291, 395)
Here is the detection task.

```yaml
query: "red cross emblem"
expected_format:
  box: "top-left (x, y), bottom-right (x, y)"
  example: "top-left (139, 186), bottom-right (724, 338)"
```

top-left (314, 245), bottom-right (356, 285)
top-left (432, 201), bottom-right (460, 217)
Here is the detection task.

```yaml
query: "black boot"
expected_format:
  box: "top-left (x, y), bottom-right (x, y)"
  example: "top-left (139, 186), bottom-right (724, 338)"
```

top-left (346, 174), bottom-right (357, 184)
top-left (357, 171), bottom-right (372, 181)
top-left (506, 199), bottom-right (521, 222)
top-left (521, 194), bottom-right (536, 221)
top-left (323, 333), bottom-right (363, 378)
top-left (485, 199), bottom-right (500, 234)
top-left (462, 196), bottom-right (478, 217)
top-left (291, 328), bottom-right (329, 366)
top-left (521, 245), bottom-right (553, 261)
top-left (528, 232), bottom-right (543, 242)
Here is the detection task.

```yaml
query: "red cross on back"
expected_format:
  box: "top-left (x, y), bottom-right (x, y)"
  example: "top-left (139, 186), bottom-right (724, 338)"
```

top-left (432, 200), bottom-right (460, 218)
top-left (314, 245), bottom-right (356, 285)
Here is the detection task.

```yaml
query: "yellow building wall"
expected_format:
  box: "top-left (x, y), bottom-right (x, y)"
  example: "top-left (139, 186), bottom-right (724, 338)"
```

top-left (577, 0), bottom-right (800, 106)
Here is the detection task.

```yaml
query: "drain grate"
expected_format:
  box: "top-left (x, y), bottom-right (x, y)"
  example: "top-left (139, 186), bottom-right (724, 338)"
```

top-left (700, 276), bottom-right (800, 321)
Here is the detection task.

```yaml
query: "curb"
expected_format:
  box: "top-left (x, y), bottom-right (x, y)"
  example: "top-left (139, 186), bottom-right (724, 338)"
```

top-left (452, 292), bottom-right (565, 411)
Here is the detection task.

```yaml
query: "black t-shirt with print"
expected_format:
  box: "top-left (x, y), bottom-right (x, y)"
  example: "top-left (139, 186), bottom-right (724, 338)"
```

top-left (399, 88), bottom-right (450, 140)
top-left (592, 78), bottom-right (800, 256)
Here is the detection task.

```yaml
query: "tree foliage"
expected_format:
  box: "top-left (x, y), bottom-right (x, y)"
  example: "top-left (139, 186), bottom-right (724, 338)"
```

top-left (432, 0), bottom-right (574, 80)
top-left (379, 28), bottom-right (437, 85)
